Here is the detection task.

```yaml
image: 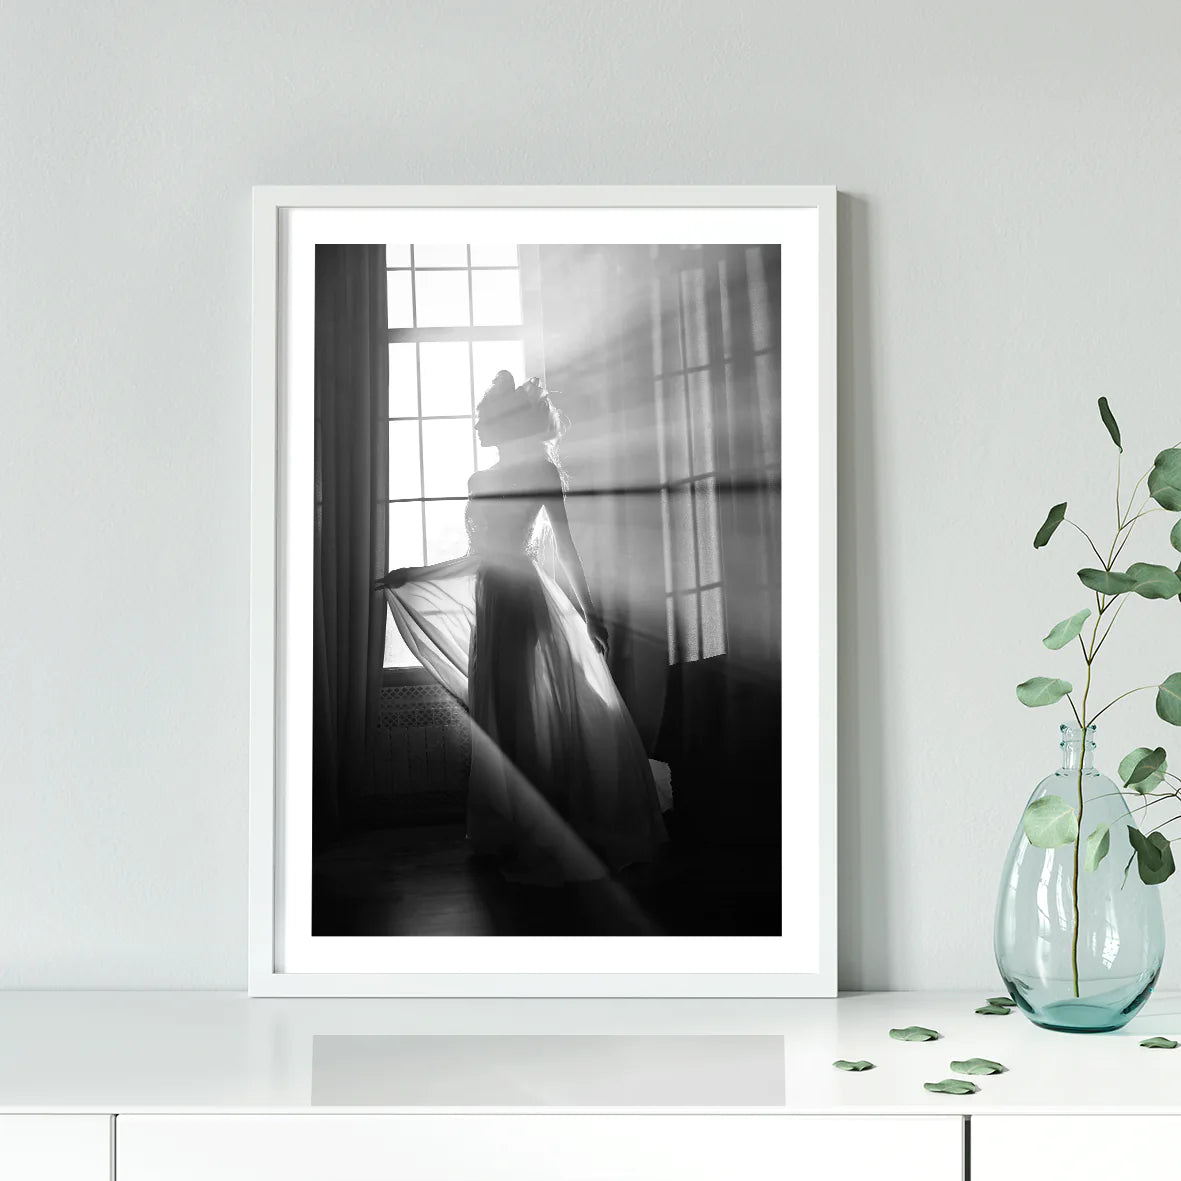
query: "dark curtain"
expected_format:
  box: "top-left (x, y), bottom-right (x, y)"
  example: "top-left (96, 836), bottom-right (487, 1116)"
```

top-left (538, 244), bottom-right (781, 842)
top-left (313, 244), bottom-right (389, 842)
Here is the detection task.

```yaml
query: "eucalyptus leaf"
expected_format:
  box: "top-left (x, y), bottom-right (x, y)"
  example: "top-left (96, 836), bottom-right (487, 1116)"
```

top-left (975, 1004), bottom-right (1013, 1015)
top-left (889, 1026), bottom-right (940, 1042)
top-left (833, 1059), bottom-right (875, 1071)
top-left (950, 1058), bottom-right (1007, 1075)
top-left (1042, 608), bottom-right (1091, 650)
top-left (1085, 822), bottom-right (1111, 871)
top-left (1149, 449), bottom-right (1181, 512)
top-left (1140, 1037), bottom-right (1178, 1049)
top-left (1022, 795), bottom-right (1079, 847)
top-left (1127, 826), bottom-right (1176, 885)
top-left (924, 1079), bottom-right (979, 1095)
top-left (1171, 517), bottom-right (1181, 555)
top-left (986, 997), bottom-right (1016, 1008)
top-left (1158, 673), bottom-right (1181, 726)
top-left (1126, 748), bottom-right (1167, 794)
top-left (1016, 677), bottom-right (1074, 708)
top-left (1120, 746), bottom-right (1169, 792)
top-left (1078, 568), bottom-right (1138, 595)
top-left (1098, 397), bottom-right (1122, 451)
top-left (1033, 502), bottom-right (1067, 549)
top-left (1127, 562), bottom-right (1181, 600)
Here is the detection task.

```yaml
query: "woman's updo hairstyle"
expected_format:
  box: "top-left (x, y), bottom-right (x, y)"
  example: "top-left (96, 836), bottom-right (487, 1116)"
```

top-left (476, 370), bottom-right (567, 447)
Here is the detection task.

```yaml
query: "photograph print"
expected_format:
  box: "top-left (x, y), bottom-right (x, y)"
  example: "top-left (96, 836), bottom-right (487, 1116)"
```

top-left (253, 191), bottom-right (835, 994)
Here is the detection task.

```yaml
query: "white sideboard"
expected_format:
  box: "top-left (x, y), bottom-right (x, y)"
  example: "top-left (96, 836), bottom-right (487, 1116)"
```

top-left (2, 990), bottom-right (1181, 1180)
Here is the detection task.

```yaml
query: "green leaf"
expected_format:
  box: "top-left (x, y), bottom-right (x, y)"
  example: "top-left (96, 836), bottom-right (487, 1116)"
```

top-left (1140, 1037), bottom-right (1179, 1049)
top-left (1016, 677), bottom-right (1074, 707)
top-left (1098, 397), bottom-right (1122, 451)
top-left (1128, 562), bottom-right (1181, 600)
top-left (1022, 795), bottom-right (1079, 847)
top-left (1126, 748), bottom-right (1167, 794)
top-left (986, 997), bottom-right (1016, 1008)
top-left (951, 1058), bottom-right (1007, 1075)
top-left (1085, 823), bottom-right (1111, 871)
top-left (924, 1078), bottom-right (979, 1094)
top-left (975, 1004), bottom-right (1013, 1015)
top-left (1121, 746), bottom-right (1169, 792)
top-left (889, 1025), bottom-right (940, 1042)
top-left (1158, 673), bottom-right (1181, 726)
top-left (1078, 568), bottom-right (1138, 595)
top-left (833, 1059), bottom-right (875, 1071)
top-left (1033, 502), bottom-right (1067, 549)
top-left (1127, 826), bottom-right (1176, 885)
top-left (1149, 449), bottom-right (1181, 512)
top-left (1042, 608), bottom-right (1091, 650)
top-left (1171, 517), bottom-right (1181, 555)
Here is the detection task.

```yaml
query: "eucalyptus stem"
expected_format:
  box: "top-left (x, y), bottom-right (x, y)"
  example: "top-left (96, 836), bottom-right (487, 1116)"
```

top-left (1089, 685), bottom-right (1157, 725)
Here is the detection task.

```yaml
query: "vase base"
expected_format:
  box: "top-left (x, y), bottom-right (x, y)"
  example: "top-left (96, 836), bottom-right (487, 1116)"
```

top-left (1026, 999), bottom-right (1133, 1034)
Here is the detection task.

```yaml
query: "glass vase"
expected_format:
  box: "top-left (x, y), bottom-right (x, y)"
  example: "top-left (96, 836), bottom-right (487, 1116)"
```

top-left (994, 723), bottom-right (1165, 1032)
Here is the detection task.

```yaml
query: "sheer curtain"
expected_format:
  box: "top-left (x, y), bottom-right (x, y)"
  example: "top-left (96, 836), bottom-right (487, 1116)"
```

top-left (538, 243), bottom-right (782, 838)
top-left (313, 244), bottom-right (389, 840)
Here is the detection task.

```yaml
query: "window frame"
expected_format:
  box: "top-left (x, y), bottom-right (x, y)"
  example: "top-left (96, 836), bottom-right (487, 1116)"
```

top-left (383, 245), bottom-right (543, 681)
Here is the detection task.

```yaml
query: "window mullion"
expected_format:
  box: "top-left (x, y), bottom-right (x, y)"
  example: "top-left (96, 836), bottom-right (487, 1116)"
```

top-left (410, 247), bottom-right (428, 563)
top-left (466, 246), bottom-right (478, 473)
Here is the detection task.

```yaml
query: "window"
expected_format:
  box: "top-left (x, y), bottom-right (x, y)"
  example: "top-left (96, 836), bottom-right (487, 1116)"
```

top-left (384, 244), bottom-right (541, 669)
top-left (652, 245), bottom-right (727, 663)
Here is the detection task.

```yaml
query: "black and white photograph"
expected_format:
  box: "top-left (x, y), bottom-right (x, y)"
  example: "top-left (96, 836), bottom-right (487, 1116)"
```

top-left (253, 191), bottom-right (835, 994)
top-left (310, 239), bottom-right (784, 938)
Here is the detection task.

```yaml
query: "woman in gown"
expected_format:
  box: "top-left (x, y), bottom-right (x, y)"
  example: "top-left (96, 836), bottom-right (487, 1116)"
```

top-left (378, 371), bottom-right (667, 886)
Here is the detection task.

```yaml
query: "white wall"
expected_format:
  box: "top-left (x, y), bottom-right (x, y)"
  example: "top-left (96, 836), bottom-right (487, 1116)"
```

top-left (2, 0), bottom-right (1180, 989)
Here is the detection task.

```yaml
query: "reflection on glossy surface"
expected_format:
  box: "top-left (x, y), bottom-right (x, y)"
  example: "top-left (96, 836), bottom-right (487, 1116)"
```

top-left (311, 1035), bottom-right (785, 1106)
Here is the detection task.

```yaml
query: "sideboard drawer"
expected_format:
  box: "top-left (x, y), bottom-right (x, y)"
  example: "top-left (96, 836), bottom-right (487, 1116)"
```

top-left (974, 1115), bottom-right (1177, 1180)
top-left (0, 1115), bottom-right (110, 1180)
top-left (118, 1114), bottom-right (961, 1181)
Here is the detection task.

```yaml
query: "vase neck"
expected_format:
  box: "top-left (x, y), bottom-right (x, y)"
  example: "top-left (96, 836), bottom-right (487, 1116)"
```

top-left (1060, 723), bottom-right (1096, 772)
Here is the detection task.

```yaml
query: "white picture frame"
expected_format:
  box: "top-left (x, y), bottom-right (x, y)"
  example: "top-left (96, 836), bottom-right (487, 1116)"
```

top-left (250, 185), bottom-right (837, 996)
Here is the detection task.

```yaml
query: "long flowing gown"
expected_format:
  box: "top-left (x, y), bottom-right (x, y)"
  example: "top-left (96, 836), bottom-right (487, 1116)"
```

top-left (384, 459), bottom-right (668, 886)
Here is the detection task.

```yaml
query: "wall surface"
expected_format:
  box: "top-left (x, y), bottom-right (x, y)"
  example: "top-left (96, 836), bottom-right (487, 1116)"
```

top-left (2, 0), bottom-right (1181, 989)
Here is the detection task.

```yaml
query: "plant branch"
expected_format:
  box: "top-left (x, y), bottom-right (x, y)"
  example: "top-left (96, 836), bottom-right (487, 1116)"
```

top-left (1089, 685), bottom-right (1157, 725)
top-left (1065, 519), bottom-right (1108, 568)
top-left (1091, 594), bottom-right (1131, 661)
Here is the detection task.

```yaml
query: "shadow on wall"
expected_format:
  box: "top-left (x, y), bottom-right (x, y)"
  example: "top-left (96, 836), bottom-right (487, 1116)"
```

top-left (836, 193), bottom-right (889, 991)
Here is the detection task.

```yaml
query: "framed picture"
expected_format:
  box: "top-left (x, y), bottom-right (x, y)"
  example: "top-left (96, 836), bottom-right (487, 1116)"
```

top-left (250, 185), bottom-right (837, 996)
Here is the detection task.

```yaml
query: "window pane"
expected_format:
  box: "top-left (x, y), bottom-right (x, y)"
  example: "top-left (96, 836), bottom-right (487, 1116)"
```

top-left (418, 341), bottom-right (472, 416)
top-left (425, 499), bottom-right (470, 563)
top-left (666, 483), bottom-right (696, 591)
top-left (387, 270), bottom-right (414, 327)
top-left (422, 418), bottom-right (476, 498)
top-left (388, 343), bottom-right (418, 418)
top-left (414, 270), bottom-right (470, 327)
top-left (388, 420), bottom-right (422, 500)
top-left (687, 370), bottom-right (716, 476)
top-left (657, 376), bottom-right (691, 484)
top-left (695, 476), bottom-right (720, 584)
top-left (469, 244), bottom-right (519, 266)
top-left (471, 269), bottom-right (522, 325)
top-left (413, 244), bottom-right (468, 267)
top-left (385, 244), bottom-right (411, 267)
top-left (387, 500), bottom-right (424, 569)
top-left (700, 586), bottom-right (726, 658)
top-left (472, 339), bottom-right (526, 394)
top-left (673, 592), bottom-right (700, 661)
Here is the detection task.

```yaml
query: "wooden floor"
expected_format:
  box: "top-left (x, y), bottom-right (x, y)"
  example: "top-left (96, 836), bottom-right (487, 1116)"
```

top-left (313, 822), bottom-right (781, 937)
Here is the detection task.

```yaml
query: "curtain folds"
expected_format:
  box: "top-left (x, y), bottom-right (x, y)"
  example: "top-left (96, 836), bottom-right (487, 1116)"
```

top-left (313, 244), bottom-right (389, 840)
